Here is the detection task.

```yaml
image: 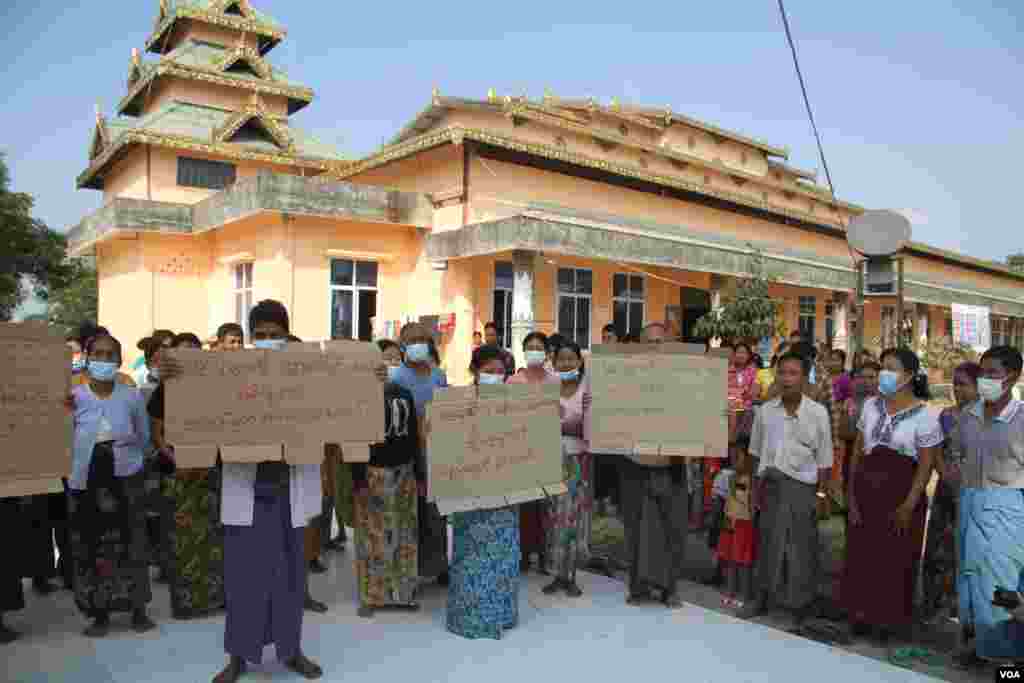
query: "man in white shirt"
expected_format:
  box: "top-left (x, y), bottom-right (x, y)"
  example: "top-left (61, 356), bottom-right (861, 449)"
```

top-left (739, 351), bottom-right (833, 625)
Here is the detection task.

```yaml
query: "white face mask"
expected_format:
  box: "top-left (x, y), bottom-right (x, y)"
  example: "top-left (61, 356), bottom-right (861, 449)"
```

top-left (478, 373), bottom-right (504, 385)
top-left (978, 377), bottom-right (1006, 404)
top-left (524, 350), bottom-right (546, 368)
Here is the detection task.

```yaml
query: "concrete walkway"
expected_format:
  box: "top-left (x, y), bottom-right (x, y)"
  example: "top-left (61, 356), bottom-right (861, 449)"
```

top-left (2, 535), bottom-right (965, 683)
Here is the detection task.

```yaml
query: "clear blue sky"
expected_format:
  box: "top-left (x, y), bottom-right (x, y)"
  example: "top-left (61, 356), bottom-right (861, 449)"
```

top-left (1, 0), bottom-right (1022, 266)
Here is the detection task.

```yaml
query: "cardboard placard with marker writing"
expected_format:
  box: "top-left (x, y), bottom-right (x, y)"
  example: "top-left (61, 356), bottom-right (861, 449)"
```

top-left (589, 343), bottom-right (729, 465)
top-left (164, 341), bottom-right (384, 468)
top-left (0, 323), bottom-right (71, 497)
top-left (425, 383), bottom-right (565, 515)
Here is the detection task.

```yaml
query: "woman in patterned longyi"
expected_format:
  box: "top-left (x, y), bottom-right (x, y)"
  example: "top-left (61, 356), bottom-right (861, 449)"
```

top-left (445, 346), bottom-right (521, 640)
top-left (352, 339), bottom-right (421, 617)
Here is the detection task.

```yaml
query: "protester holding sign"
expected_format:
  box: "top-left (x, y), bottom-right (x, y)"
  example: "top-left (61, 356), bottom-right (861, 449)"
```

top-left (446, 346), bottom-right (521, 639)
top-left (148, 333), bottom-right (226, 620)
top-left (159, 300), bottom-right (324, 683)
top-left (352, 339), bottom-right (422, 617)
top-left (543, 340), bottom-right (592, 597)
top-left (68, 333), bottom-right (156, 637)
top-left (507, 331), bottom-right (558, 574)
top-left (392, 322), bottom-right (450, 585)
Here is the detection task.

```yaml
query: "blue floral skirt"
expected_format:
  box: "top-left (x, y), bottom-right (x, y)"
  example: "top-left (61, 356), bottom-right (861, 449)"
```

top-left (446, 506), bottom-right (519, 640)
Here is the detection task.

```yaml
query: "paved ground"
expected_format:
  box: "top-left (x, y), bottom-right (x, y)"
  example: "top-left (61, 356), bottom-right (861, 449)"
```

top-left (590, 510), bottom-right (987, 683)
top-left (0, 516), bottom-right (990, 683)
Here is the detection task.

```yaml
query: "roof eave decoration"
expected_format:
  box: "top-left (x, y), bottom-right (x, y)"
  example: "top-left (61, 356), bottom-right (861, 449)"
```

top-left (116, 63), bottom-right (314, 116)
top-left (145, 3), bottom-right (286, 56)
top-left (212, 93), bottom-right (294, 150)
top-left (216, 34), bottom-right (273, 79)
top-left (340, 125), bottom-right (857, 231)
top-left (88, 104), bottom-right (108, 161)
top-left (76, 129), bottom-right (347, 190)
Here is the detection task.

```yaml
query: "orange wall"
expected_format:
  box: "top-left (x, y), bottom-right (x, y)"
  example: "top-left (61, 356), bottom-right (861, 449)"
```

top-left (143, 78), bottom-right (290, 118)
top-left (102, 146), bottom-right (303, 205)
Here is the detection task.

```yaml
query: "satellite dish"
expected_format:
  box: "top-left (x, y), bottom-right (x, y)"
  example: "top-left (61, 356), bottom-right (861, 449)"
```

top-left (846, 209), bottom-right (912, 257)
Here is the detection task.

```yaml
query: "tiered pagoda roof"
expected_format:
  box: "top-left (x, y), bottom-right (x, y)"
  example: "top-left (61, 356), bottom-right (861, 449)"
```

top-left (79, 0), bottom-right (344, 190)
top-left (121, 38), bottom-right (314, 116)
top-left (147, 0), bottom-right (285, 55)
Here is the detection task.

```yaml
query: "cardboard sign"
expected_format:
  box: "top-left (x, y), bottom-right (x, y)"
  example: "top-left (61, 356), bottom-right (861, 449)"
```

top-left (589, 343), bottom-right (728, 463)
top-left (164, 342), bottom-right (384, 468)
top-left (0, 323), bottom-right (71, 497)
top-left (426, 383), bottom-right (565, 514)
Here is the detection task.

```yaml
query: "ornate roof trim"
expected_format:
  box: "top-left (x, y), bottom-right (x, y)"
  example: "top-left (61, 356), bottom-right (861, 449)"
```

top-left (212, 95), bottom-right (293, 150)
top-left (145, 2), bottom-right (285, 56)
top-left (117, 62), bottom-right (314, 116)
top-left (215, 35), bottom-right (273, 79)
top-left (88, 114), bottom-right (109, 161)
top-left (76, 125), bottom-right (349, 190)
top-left (338, 125), bottom-right (851, 226)
top-left (497, 98), bottom-right (860, 212)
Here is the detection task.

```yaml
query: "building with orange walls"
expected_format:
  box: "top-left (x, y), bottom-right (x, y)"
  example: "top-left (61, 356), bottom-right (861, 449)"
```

top-left (69, 1), bottom-right (1024, 385)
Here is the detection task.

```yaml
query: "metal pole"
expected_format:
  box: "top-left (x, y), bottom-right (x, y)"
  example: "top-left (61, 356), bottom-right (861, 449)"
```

top-left (855, 260), bottom-right (865, 357)
top-left (896, 257), bottom-right (905, 348)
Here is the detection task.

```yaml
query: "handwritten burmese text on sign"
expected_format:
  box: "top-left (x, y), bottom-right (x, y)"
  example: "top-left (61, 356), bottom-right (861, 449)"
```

top-left (164, 342), bottom-right (384, 467)
top-left (589, 343), bottom-right (728, 459)
top-left (0, 323), bottom-right (71, 497)
top-left (426, 383), bottom-right (563, 511)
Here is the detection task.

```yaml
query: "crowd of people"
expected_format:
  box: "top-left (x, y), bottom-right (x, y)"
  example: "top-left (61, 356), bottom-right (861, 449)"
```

top-left (0, 302), bottom-right (1022, 681)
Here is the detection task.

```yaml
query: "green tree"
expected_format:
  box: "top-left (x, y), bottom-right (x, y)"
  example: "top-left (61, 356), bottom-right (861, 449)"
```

top-left (0, 154), bottom-right (71, 320)
top-left (693, 248), bottom-right (781, 343)
top-left (48, 259), bottom-right (98, 335)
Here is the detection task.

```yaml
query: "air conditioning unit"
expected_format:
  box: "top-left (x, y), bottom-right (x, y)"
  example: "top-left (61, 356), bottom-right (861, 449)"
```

top-left (864, 258), bottom-right (896, 296)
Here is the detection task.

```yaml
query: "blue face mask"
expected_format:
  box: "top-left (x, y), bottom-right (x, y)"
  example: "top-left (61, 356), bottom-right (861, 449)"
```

top-left (809, 366), bottom-right (817, 384)
top-left (253, 339), bottom-right (287, 351)
top-left (71, 357), bottom-right (85, 373)
top-left (405, 343), bottom-right (430, 364)
top-left (478, 373), bottom-right (505, 385)
top-left (88, 360), bottom-right (119, 382)
top-left (878, 370), bottom-right (902, 396)
top-left (386, 365), bottom-right (402, 383)
top-left (559, 369), bottom-right (580, 383)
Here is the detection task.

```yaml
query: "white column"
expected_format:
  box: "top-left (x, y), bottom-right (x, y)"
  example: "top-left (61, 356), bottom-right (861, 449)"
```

top-left (917, 304), bottom-right (930, 352)
top-left (833, 293), bottom-right (849, 353)
top-left (510, 250), bottom-right (536, 369)
top-left (708, 274), bottom-right (726, 347)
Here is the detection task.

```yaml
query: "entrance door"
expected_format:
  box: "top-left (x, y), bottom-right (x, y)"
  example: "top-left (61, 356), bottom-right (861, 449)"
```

top-left (679, 287), bottom-right (711, 344)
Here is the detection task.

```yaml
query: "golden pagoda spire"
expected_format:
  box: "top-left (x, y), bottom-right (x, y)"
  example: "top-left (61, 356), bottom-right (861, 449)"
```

top-left (487, 88), bottom-right (497, 102)
top-left (159, 0), bottom-right (169, 16)
top-left (543, 87), bottom-right (555, 104)
top-left (94, 101), bottom-right (104, 127)
top-left (610, 97), bottom-right (620, 110)
top-left (131, 47), bottom-right (141, 67)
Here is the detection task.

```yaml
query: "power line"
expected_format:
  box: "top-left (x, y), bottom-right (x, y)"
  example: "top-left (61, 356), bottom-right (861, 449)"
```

top-left (777, 0), bottom-right (835, 197)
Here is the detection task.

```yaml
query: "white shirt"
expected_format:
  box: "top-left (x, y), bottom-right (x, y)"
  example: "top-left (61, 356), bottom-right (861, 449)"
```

top-left (221, 462), bottom-right (322, 529)
top-left (858, 397), bottom-right (943, 463)
top-left (95, 415), bottom-right (114, 443)
top-left (752, 396), bottom-right (833, 485)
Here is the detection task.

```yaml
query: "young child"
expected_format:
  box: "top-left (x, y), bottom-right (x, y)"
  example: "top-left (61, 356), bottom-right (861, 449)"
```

top-left (718, 435), bottom-right (757, 609)
top-left (705, 457), bottom-right (735, 588)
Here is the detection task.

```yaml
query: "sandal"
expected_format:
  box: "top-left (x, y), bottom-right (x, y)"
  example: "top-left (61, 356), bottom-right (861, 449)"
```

top-left (212, 656), bottom-right (246, 683)
top-left (132, 611), bottom-right (157, 633)
top-left (565, 582), bottom-right (583, 598)
top-left (663, 593), bottom-right (684, 609)
top-left (542, 579), bottom-right (564, 595)
top-left (284, 654), bottom-right (323, 680)
top-left (84, 618), bottom-right (110, 638)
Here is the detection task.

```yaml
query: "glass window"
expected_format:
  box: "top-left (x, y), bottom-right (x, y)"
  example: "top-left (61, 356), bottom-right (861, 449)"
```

top-left (177, 156), bottom-right (236, 190)
top-left (881, 305), bottom-right (897, 349)
top-left (825, 302), bottom-right (835, 347)
top-left (557, 268), bottom-right (592, 349)
top-left (612, 273), bottom-right (645, 337)
top-left (492, 263), bottom-right (514, 349)
top-left (798, 296), bottom-right (816, 343)
top-left (233, 262), bottom-right (254, 339)
top-left (329, 259), bottom-right (378, 341)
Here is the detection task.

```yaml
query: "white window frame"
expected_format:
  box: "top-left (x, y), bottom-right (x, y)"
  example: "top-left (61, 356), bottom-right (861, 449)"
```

top-left (329, 259), bottom-right (379, 341)
top-left (233, 262), bottom-right (254, 339)
top-left (798, 296), bottom-right (816, 343)
top-left (612, 272), bottom-right (646, 338)
top-left (556, 267), bottom-right (593, 350)
top-left (492, 262), bottom-right (514, 350)
top-left (991, 316), bottom-right (1007, 347)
